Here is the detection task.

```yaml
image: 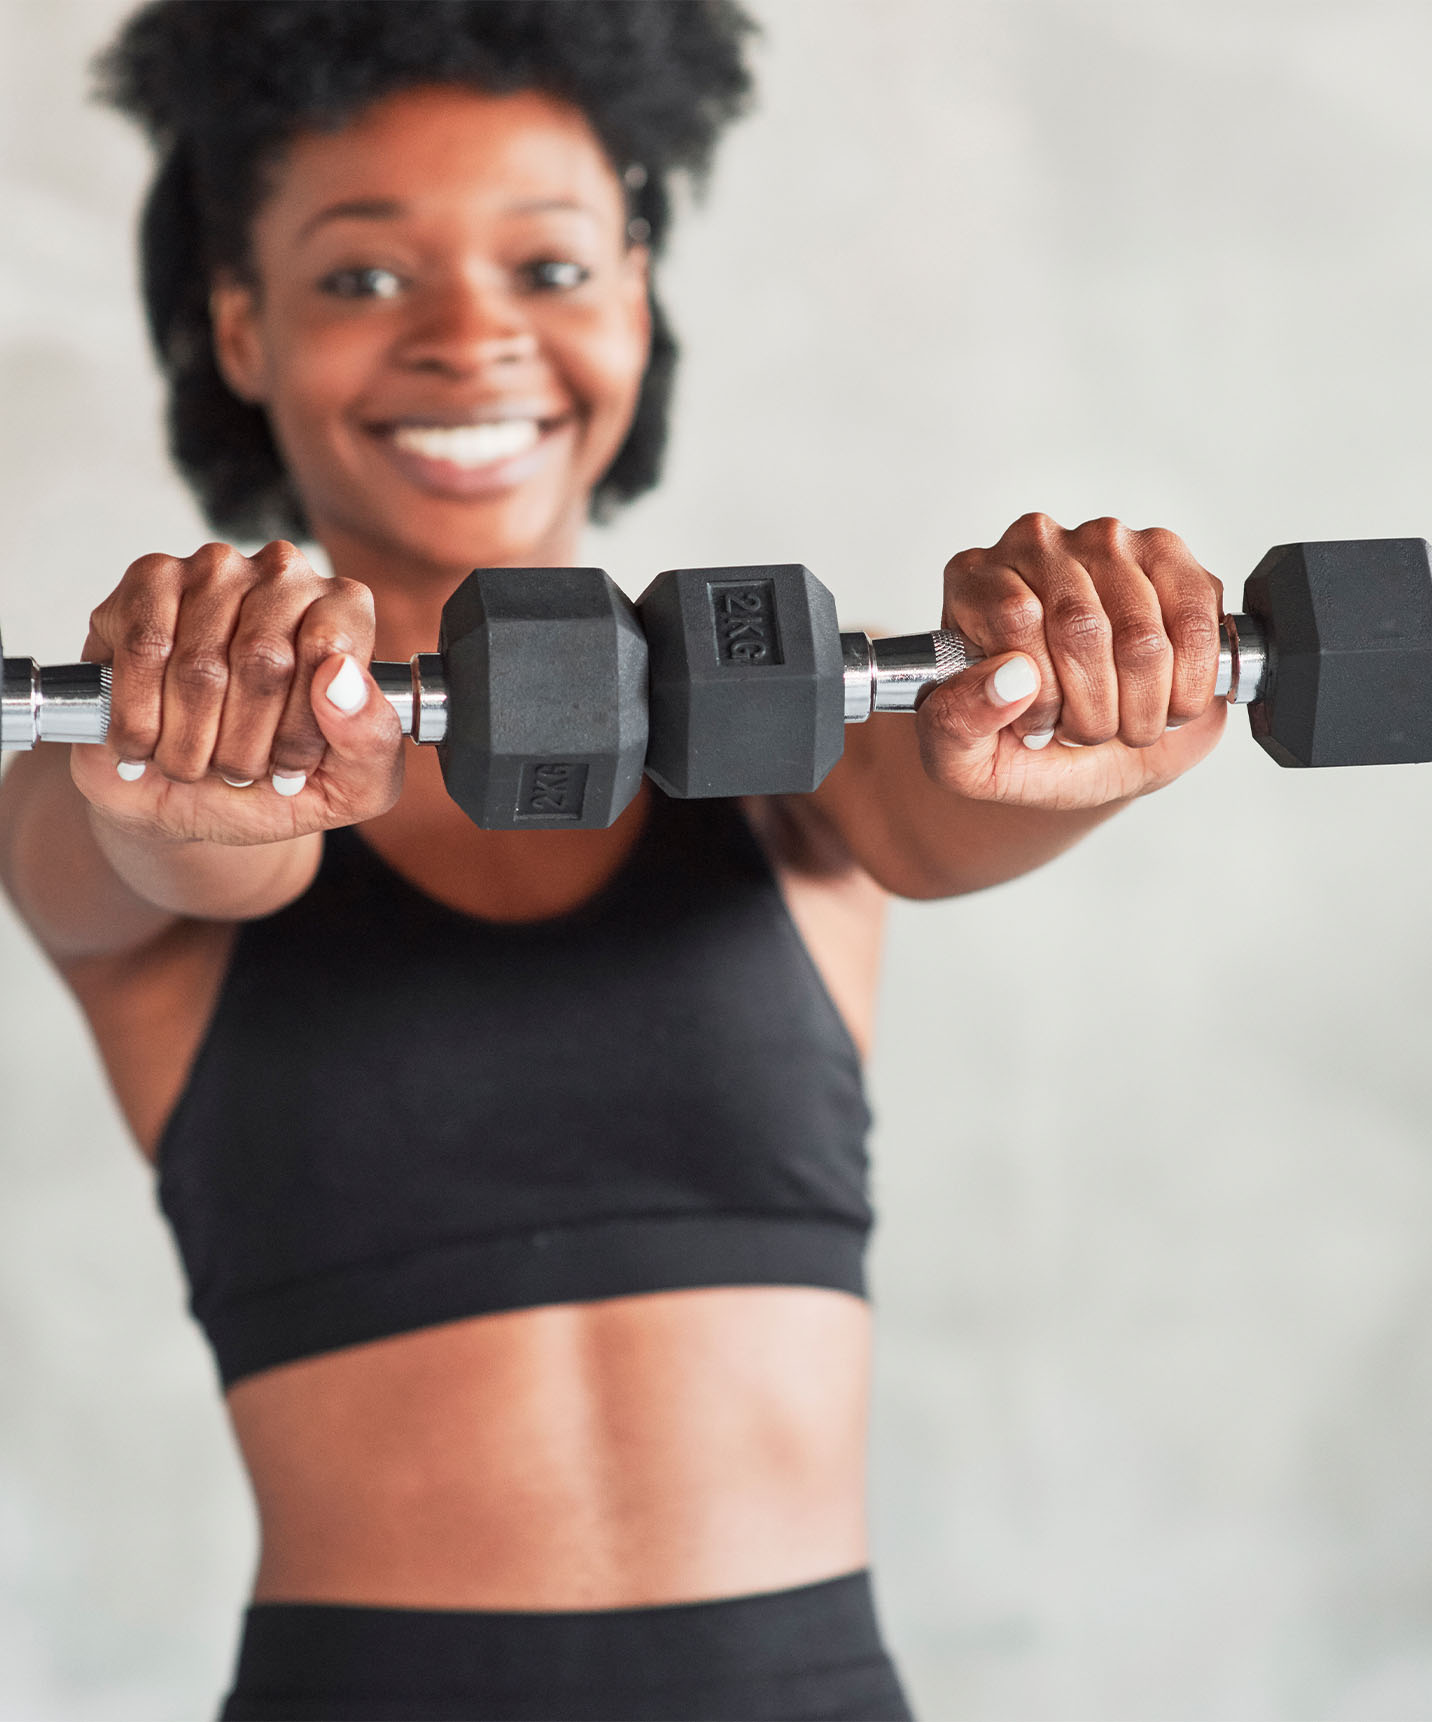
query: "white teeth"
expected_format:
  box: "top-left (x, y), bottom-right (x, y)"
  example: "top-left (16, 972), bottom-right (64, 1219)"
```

top-left (390, 420), bottom-right (541, 467)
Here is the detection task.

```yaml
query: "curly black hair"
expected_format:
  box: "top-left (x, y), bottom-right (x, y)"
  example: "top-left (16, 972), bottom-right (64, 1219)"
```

top-left (95, 0), bottom-right (757, 540)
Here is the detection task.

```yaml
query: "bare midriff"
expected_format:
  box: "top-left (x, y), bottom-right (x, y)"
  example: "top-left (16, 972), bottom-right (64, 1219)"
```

top-left (226, 1282), bottom-right (871, 1611)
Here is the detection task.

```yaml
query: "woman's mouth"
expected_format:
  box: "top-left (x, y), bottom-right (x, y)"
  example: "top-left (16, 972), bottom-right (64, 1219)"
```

top-left (368, 414), bottom-right (573, 499)
top-left (391, 420), bottom-right (541, 467)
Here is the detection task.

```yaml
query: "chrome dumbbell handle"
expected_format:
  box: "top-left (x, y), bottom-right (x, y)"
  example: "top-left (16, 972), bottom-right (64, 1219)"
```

top-left (0, 655), bottom-right (450, 751)
top-left (838, 614), bottom-right (1268, 723)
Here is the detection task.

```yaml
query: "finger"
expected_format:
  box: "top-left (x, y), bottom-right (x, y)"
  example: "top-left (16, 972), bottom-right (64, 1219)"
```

top-left (1137, 528), bottom-right (1223, 726)
top-left (944, 552), bottom-right (1061, 740)
top-left (211, 562), bottom-right (330, 787)
top-left (916, 650), bottom-right (1041, 788)
top-left (1037, 526), bottom-right (1123, 746)
top-left (267, 577), bottom-right (376, 796)
top-left (1094, 547), bottom-right (1174, 749)
top-left (84, 553), bottom-right (184, 773)
top-left (152, 544), bottom-right (251, 783)
top-left (303, 652), bottom-right (404, 818)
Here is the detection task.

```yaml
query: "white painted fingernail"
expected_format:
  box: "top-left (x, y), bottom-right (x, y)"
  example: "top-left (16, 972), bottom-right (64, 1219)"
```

top-left (324, 655), bottom-right (367, 715)
top-left (220, 774), bottom-right (255, 788)
top-left (116, 759), bottom-right (147, 782)
top-left (1022, 729), bottom-right (1055, 750)
top-left (1058, 737), bottom-right (1086, 748)
top-left (989, 657), bottom-right (1039, 706)
top-left (271, 771), bottom-right (307, 797)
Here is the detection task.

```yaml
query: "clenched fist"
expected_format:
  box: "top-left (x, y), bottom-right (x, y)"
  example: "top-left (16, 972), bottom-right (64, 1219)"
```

top-left (918, 514), bottom-right (1227, 808)
top-left (72, 540), bottom-right (404, 845)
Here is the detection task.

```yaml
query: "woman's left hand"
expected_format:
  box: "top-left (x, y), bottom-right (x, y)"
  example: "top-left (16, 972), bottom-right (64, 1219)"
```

top-left (916, 513), bottom-right (1228, 809)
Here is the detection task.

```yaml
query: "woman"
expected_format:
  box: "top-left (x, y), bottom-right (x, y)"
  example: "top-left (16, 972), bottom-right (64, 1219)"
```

top-left (0, 3), bottom-right (1227, 1717)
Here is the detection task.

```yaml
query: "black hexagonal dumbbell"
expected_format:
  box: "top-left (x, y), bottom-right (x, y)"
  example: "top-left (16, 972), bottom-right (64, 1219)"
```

top-left (435, 567), bottom-right (648, 828)
top-left (7, 541), bottom-right (1432, 823)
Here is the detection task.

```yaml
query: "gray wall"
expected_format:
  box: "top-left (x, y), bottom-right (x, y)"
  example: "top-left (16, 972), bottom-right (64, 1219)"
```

top-left (5, 3), bottom-right (1432, 1717)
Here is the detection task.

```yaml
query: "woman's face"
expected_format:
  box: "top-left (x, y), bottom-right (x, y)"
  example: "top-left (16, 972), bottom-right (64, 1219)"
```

top-left (211, 85), bottom-right (651, 583)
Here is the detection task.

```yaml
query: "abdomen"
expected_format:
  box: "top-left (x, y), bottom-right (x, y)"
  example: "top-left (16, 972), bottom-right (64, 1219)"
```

top-left (227, 1283), bottom-right (871, 1610)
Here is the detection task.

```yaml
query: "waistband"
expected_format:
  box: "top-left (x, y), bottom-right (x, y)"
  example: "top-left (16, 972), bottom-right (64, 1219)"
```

top-left (219, 1569), bottom-right (912, 1721)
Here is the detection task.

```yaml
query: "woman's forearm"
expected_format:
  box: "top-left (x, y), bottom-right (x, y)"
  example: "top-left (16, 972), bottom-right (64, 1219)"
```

top-left (810, 713), bottom-right (1123, 900)
top-left (0, 745), bottom-right (321, 962)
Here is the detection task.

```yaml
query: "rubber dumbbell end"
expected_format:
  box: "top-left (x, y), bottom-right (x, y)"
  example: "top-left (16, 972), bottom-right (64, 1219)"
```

top-left (1242, 538), bottom-right (1432, 768)
top-left (638, 565), bottom-right (845, 798)
top-left (437, 567), bottom-right (649, 830)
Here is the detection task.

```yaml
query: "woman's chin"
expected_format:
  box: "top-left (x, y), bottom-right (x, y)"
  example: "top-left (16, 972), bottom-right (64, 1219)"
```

top-left (322, 483), bottom-right (585, 580)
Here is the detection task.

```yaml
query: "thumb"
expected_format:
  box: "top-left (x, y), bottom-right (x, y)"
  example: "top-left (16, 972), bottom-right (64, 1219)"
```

top-left (916, 652), bottom-right (1047, 797)
top-left (307, 652), bottom-right (404, 810)
top-left (918, 651), bottom-right (1041, 764)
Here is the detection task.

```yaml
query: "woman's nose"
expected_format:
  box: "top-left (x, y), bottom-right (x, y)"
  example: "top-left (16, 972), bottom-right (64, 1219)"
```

top-left (398, 283), bottom-right (538, 376)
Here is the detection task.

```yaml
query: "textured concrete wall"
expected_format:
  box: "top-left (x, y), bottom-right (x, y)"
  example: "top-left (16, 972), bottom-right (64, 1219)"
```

top-left (5, 3), bottom-right (1432, 1717)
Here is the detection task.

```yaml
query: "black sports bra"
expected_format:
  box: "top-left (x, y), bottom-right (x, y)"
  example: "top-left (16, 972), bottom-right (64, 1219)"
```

top-left (156, 794), bottom-right (874, 1386)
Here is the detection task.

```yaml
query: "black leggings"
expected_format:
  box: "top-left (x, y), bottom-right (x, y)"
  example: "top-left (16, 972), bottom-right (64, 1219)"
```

top-left (218, 1569), bottom-right (913, 1721)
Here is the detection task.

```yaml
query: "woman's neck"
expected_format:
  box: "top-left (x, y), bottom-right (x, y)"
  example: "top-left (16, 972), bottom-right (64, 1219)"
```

top-left (315, 515), bottom-right (587, 662)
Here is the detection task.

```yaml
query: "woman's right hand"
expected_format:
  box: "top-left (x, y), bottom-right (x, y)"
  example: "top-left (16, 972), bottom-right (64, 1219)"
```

top-left (71, 540), bottom-right (404, 846)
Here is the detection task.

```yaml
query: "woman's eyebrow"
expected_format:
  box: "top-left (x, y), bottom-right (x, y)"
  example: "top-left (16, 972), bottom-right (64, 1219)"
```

top-left (298, 198), bottom-right (404, 240)
top-left (297, 194), bottom-right (599, 241)
top-left (505, 197), bottom-right (599, 221)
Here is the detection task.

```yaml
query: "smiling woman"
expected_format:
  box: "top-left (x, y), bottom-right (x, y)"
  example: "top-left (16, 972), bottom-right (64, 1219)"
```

top-left (0, 2), bottom-right (1236, 1719)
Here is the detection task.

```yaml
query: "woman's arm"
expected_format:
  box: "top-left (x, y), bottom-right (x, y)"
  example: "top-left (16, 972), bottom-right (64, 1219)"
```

top-left (806, 514), bottom-right (1227, 900)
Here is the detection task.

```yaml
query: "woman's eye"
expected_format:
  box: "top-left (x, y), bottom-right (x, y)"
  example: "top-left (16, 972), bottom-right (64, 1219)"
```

top-left (319, 266), bottom-right (405, 300)
top-left (522, 259), bottom-right (591, 292)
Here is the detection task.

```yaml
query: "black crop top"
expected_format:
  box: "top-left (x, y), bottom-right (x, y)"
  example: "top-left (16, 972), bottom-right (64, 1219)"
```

top-left (156, 794), bottom-right (874, 1387)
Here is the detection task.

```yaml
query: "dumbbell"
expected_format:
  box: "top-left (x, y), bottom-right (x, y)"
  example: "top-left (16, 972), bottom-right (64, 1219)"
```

top-left (635, 537), bottom-right (1432, 789)
top-left (0, 567), bottom-right (650, 828)
top-left (2, 539), bottom-right (1430, 828)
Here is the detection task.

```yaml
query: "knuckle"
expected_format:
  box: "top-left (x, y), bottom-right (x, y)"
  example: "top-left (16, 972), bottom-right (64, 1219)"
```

top-left (188, 541), bottom-right (240, 577)
top-left (943, 546), bottom-right (986, 584)
top-left (1113, 622), bottom-right (1172, 670)
top-left (991, 591), bottom-right (1045, 641)
top-left (171, 647), bottom-right (230, 695)
top-left (254, 539), bottom-right (310, 578)
top-left (298, 632), bottom-right (350, 669)
top-left (232, 635), bottom-right (296, 697)
top-left (1075, 516), bottom-right (1128, 555)
top-left (1011, 510), bottom-right (1058, 546)
top-left (1169, 602), bottom-right (1220, 656)
top-left (1138, 525), bottom-right (1184, 558)
top-left (1048, 596), bottom-right (1111, 653)
top-left (329, 576), bottom-right (376, 617)
top-left (120, 551), bottom-right (178, 587)
top-left (118, 618), bottom-right (174, 670)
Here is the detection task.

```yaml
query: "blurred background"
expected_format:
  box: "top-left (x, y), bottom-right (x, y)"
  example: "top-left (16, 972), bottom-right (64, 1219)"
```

top-left (5, 1), bottom-right (1432, 1717)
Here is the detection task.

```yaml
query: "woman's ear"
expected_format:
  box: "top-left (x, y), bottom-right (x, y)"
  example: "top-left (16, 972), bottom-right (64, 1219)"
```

top-left (210, 274), bottom-right (269, 405)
